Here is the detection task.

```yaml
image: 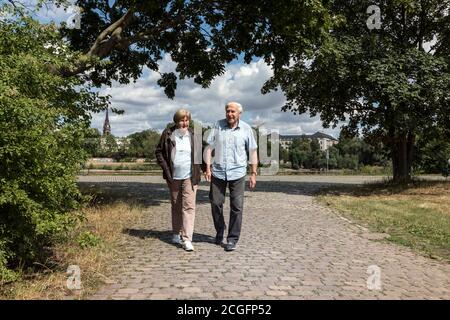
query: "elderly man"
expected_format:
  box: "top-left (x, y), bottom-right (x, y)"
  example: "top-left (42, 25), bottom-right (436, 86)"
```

top-left (204, 102), bottom-right (258, 251)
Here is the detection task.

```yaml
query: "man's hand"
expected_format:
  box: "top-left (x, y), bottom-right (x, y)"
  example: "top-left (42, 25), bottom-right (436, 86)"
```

top-left (205, 169), bottom-right (212, 182)
top-left (249, 173), bottom-right (256, 189)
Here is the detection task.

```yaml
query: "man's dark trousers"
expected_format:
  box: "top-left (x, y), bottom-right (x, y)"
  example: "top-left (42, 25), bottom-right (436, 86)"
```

top-left (209, 175), bottom-right (245, 243)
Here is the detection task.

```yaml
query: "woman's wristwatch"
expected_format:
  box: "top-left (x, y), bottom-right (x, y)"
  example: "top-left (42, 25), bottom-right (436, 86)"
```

top-left (250, 171), bottom-right (257, 176)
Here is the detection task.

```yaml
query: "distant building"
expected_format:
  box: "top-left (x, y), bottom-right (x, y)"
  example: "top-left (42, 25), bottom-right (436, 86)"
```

top-left (100, 108), bottom-right (111, 148)
top-left (279, 131), bottom-right (338, 151)
top-left (100, 108), bottom-right (129, 146)
top-left (102, 108), bottom-right (111, 136)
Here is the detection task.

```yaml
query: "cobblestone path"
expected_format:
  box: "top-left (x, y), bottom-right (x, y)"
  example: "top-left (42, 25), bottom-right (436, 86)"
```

top-left (77, 175), bottom-right (450, 300)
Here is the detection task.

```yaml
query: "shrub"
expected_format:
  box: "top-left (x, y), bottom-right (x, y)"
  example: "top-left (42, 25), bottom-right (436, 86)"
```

top-left (76, 231), bottom-right (101, 249)
top-left (0, 18), bottom-right (108, 280)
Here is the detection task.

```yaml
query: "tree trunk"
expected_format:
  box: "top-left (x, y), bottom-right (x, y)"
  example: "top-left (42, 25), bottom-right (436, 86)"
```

top-left (391, 130), bottom-right (414, 183)
top-left (406, 130), bottom-right (415, 177)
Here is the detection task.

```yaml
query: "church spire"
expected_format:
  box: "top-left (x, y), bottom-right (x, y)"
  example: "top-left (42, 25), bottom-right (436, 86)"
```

top-left (103, 108), bottom-right (111, 136)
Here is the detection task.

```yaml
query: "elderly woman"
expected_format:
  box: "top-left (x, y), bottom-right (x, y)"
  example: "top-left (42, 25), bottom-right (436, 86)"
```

top-left (155, 109), bottom-right (202, 251)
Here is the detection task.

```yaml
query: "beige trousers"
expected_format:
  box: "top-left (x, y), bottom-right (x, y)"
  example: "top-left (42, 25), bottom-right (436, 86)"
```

top-left (167, 178), bottom-right (197, 242)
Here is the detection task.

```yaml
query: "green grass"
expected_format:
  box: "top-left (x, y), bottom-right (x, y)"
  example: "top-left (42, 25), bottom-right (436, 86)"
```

top-left (317, 181), bottom-right (450, 262)
top-left (276, 165), bottom-right (392, 176)
top-left (87, 163), bottom-right (160, 171)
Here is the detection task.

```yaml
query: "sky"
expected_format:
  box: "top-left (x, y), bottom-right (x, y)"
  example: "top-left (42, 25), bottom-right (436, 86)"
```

top-left (94, 55), bottom-right (343, 138)
top-left (12, 0), bottom-right (344, 138)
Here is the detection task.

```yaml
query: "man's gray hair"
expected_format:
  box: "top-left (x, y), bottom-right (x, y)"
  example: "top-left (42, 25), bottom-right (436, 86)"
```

top-left (225, 101), bottom-right (243, 113)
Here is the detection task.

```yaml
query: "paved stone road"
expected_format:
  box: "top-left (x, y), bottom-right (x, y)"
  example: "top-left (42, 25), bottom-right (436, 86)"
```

top-left (77, 175), bottom-right (450, 300)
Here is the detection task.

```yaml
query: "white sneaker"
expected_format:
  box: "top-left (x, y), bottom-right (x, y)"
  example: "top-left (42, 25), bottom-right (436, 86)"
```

top-left (182, 240), bottom-right (194, 251)
top-left (171, 234), bottom-right (181, 244)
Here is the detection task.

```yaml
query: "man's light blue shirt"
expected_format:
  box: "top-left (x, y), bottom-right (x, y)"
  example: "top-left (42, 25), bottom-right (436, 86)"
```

top-left (206, 119), bottom-right (257, 181)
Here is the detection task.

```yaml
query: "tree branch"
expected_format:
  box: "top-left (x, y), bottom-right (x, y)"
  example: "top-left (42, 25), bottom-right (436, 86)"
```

top-left (60, 8), bottom-right (135, 77)
top-left (87, 8), bottom-right (134, 58)
top-left (116, 14), bottom-right (187, 50)
top-left (6, 0), bottom-right (26, 18)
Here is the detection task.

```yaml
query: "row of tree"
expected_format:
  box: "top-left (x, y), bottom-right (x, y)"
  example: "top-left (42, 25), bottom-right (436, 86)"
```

top-left (282, 134), bottom-right (450, 174)
top-left (83, 126), bottom-right (450, 175)
top-left (83, 128), bottom-right (161, 160)
top-left (283, 137), bottom-right (387, 171)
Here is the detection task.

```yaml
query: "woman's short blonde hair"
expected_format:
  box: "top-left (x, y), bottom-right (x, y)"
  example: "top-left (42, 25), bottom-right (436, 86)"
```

top-left (173, 108), bottom-right (191, 123)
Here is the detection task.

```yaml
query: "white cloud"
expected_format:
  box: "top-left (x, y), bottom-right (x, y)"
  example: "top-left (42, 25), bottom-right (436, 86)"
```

top-left (91, 54), bottom-right (343, 139)
top-left (12, 0), bottom-right (80, 24)
top-left (38, 5), bottom-right (74, 21)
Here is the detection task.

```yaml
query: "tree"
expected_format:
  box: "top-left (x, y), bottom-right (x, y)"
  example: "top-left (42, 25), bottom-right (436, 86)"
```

top-left (0, 17), bottom-right (108, 280)
top-left (307, 139), bottom-right (326, 169)
top-left (83, 127), bottom-right (102, 157)
top-left (263, 0), bottom-right (450, 182)
top-left (100, 133), bottom-right (119, 157)
top-left (2, 0), bottom-right (330, 98)
top-left (280, 145), bottom-right (290, 164)
top-left (415, 127), bottom-right (450, 174)
top-left (127, 129), bottom-right (160, 158)
top-left (326, 146), bottom-right (339, 169)
top-left (289, 138), bottom-right (310, 169)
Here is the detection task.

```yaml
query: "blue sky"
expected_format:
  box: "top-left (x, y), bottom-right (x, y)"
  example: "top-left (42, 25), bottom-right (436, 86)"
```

top-left (19, 0), bottom-right (344, 138)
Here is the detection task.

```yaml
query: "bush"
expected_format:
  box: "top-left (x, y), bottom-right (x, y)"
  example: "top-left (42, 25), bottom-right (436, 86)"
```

top-left (0, 19), bottom-right (108, 280)
top-left (359, 165), bottom-right (391, 175)
top-left (0, 240), bottom-right (19, 284)
top-left (76, 231), bottom-right (101, 249)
